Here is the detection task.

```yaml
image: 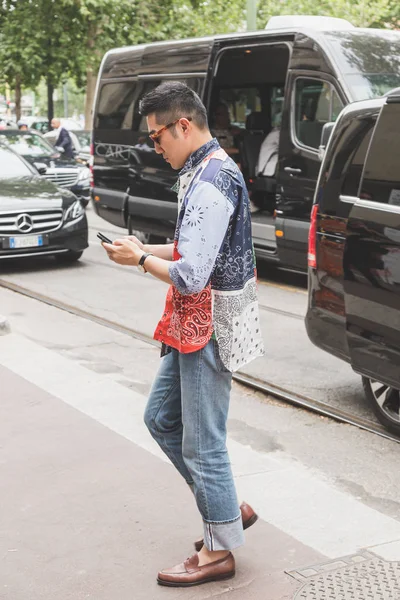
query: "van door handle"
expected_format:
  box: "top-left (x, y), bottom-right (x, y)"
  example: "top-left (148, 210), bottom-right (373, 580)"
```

top-left (284, 167), bottom-right (302, 175)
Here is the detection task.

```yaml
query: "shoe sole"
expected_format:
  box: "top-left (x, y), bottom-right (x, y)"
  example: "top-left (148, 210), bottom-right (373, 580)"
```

top-left (194, 512), bottom-right (259, 551)
top-left (244, 513), bottom-right (259, 530)
top-left (157, 571), bottom-right (235, 587)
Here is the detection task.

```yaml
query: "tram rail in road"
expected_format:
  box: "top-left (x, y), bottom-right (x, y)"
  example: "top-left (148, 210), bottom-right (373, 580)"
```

top-left (0, 276), bottom-right (398, 444)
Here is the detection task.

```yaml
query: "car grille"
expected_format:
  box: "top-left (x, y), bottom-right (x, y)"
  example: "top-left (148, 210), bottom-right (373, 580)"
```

top-left (42, 169), bottom-right (79, 187)
top-left (0, 208), bottom-right (63, 235)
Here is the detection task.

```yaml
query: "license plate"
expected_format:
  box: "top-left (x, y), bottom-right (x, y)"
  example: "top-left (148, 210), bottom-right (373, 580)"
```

top-left (9, 235), bottom-right (43, 249)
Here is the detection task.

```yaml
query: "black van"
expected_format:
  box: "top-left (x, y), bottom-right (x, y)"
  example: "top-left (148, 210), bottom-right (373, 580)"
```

top-left (91, 17), bottom-right (400, 272)
top-left (305, 89), bottom-right (400, 434)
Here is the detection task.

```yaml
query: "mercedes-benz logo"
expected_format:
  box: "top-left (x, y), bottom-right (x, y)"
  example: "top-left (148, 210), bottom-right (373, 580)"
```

top-left (15, 213), bottom-right (34, 233)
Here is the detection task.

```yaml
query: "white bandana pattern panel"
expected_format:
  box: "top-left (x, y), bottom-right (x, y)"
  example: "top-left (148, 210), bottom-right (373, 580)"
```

top-left (177, 170), bottom-right (197, 212)
top-left (212, 277), bottom-right (265, 372)
top-left (178, 148), bottom-right (228, 212)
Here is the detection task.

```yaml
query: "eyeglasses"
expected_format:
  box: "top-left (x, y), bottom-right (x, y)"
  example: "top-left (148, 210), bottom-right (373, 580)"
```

top-left (149, 117), bottom-right (192, 145)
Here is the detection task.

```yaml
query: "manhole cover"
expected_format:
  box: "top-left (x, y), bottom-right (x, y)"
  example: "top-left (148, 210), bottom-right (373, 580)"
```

top-left (291, 555), bottom-right (400, 599)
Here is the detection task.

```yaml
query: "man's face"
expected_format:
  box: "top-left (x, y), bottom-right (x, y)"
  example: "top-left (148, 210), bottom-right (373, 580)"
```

top-left (146, 114), bottom-right (190, 170)
top-left (51, 119), bottom-right (59, 129)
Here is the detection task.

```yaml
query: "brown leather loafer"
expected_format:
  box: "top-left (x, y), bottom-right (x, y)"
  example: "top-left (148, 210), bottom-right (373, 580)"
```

top-left (194, 501), bottom-right (258, 551)
top-left (157, 552), bottom-right (235, 587)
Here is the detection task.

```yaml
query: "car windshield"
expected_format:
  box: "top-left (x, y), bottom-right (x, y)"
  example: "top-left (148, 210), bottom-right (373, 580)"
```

top-left (0, 148), bottom-right (32, 178)
top-left (0, 132), bottom-right (54, 157)
top-left (74, 131), bottom-right (90, 150)
top-left (324, 31), bottom-right (400, 101)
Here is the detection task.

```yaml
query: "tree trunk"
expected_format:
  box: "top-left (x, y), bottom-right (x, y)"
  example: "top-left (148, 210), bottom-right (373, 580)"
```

top-left (47, 80), bottom-right (54, 128)
top-left (84, 68), bottom-right (97, 129)
top-left (15, 76), bottom-right (22, 122)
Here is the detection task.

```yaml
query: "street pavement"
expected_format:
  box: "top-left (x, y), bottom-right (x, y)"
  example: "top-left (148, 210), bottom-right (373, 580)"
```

top-left (2, 206), bottom-right (400, 598)
top-left (0, 205), bottom-right (368, 421)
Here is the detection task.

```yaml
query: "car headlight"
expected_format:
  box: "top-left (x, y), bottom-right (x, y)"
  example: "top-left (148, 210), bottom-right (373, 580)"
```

top-left (77, 167), bottom-right (90, 183)
top-left (64, 200), bottom-right (84, 222)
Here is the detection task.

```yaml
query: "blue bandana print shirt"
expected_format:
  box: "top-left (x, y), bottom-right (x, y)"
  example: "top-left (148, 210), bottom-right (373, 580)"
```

top-left (165, 138), bottom-right (265, 372)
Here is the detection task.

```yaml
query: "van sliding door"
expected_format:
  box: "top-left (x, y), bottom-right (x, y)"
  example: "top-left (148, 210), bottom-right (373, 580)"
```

top-left (277, 72), bottom-right (344, 270)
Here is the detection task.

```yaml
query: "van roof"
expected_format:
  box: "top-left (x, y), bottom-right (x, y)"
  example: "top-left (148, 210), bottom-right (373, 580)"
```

top-left (104, 26), bottom-right (397, 57)
top-left (100, 27), bottom-right (400, 85)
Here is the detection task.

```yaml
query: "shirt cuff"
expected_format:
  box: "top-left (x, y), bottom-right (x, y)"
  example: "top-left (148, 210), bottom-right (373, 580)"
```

top-left (169, 261), bottom-right (189, 294)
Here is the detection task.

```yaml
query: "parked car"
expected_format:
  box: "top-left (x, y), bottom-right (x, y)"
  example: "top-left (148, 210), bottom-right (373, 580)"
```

top-left (305, 88), bottom-right (400, 434)
top-left (91, 16), bottom-right (400, 270)
top-left (0, 145), bottom-right (88, 262)
top-left (44, 128), bottom-right (91, 165)
top-left (0, 129), bottom-right (91, 206)
top-left (0, 116), bottom-right (17, 129)
top-left (22, 116), bottom-right (49, 133)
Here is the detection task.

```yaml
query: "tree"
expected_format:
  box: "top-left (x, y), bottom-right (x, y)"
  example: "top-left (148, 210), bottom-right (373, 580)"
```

top-left (0, 0), bottom-right (81, 122)
top-left (69, 0), bottom-right (246, 127)
top-left (257, 0), bottom-right (392, 29)
top-left (0, 1), bottom-right (41, 120)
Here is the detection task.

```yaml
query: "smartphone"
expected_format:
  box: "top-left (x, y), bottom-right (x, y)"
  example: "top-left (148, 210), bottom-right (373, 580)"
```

top-left (97, 232), bottom-right (113, 244)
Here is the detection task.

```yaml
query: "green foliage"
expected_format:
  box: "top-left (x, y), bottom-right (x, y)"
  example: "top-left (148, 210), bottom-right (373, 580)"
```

top-left (257, 0), bottom-right (394, 29)
top-left (0, 0), bottom-right (246, 92)
top-left (0, 0), bottom-right (398, 113)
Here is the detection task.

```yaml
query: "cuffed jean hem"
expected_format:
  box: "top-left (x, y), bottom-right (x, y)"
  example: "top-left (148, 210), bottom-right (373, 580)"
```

top-left (203, 514), bottom-right (244, 551)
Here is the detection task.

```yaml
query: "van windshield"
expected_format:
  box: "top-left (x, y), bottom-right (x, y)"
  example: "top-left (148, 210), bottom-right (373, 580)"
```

top-left (324, 31), bottom-right (400, 101)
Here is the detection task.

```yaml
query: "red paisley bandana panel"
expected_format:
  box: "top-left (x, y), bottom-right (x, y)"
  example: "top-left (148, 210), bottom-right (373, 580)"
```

top-left (153, 242), bottom-right (213, 353)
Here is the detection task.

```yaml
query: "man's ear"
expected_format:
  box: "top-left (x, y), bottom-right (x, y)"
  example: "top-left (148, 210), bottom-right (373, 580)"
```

top-left (179, 118), bottom-right (191, 134)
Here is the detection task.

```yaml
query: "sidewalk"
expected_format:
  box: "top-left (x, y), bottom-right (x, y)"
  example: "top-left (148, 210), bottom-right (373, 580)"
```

top-left (2, 308), bottom-right (400, 599)
top-left (0, 363), bottom-right (314, 599)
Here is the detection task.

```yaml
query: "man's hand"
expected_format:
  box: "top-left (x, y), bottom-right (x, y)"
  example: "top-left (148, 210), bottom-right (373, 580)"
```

top-left (125, 235), bottom-right (145, 250)
top-left (102, 238), bottom-right (143, 266)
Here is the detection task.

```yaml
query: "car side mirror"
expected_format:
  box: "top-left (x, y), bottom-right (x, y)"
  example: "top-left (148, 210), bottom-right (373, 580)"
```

top-left (33, 162), bottom-right (47, 175)
top-left (318, 122), bottom-right (335, 162)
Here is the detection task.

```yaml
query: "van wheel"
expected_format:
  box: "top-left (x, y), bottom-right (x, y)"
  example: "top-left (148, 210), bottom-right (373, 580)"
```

top-left (362, 376), bottom-right (400, 435)
top-left (127, 215), bottom-right (166, 245)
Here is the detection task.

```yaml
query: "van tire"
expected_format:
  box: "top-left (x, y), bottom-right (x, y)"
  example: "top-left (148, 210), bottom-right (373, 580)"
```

top-left (362, 376), bottom-right (400, 435)
top-left (127, 215), bottom-right (167, 245)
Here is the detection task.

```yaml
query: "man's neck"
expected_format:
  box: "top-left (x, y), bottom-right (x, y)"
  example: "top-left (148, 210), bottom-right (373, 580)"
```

top-left (188, 131), bottom-right (213, 156)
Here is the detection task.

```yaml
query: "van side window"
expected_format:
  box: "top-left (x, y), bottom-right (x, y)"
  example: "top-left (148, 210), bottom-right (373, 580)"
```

top-left (95, 81), bottom-right (138, 130)
top-left (342, 127), bottom-right (374, 197)
top-left (294, 79), bottom-right (343, 150)
top-left (360, 102), bottom-right (400, 205)
top-left (318, 117), bottom-right (376, 215)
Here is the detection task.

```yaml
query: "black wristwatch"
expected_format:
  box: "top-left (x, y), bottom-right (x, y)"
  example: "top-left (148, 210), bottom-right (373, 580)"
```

top-left (137, 252), bottom-right (153, 273)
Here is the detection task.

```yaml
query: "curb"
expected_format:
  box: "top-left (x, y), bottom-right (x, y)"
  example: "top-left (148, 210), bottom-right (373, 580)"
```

top-left (0, 315), bottom-right (10, 336)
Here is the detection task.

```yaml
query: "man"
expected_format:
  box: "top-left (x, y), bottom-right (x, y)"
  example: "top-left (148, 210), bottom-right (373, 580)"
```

top-left (134, 135), bottom-right (153, 151)
top-left (17, 120), bottom-right (29, 131)
top-left (102, 82), bottom-right (264, 587)
top-left (51, 117), bottom-right (74, 158)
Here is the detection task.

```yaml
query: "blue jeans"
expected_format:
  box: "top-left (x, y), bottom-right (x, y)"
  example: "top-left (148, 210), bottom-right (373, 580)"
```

top-left (144, 339), bottom-right (244, 551)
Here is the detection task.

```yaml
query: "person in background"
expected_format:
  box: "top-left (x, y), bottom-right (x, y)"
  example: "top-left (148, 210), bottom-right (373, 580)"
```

top-left (134, 136), bottom-right (153, 151)
top-left (51, 118), bottom-right (74, 158)
top-left (250, 112), bottom-right (281, 214)
top-left (255, 112), bottom-right (281, 179)
top-left (210, 101), bottom-right (242, 161)
top-left (17, 120), bottom-right (29, 131)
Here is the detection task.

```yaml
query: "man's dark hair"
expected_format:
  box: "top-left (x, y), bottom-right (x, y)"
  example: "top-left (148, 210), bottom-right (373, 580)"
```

top-left (139, 81), bottom-right (208, 131)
